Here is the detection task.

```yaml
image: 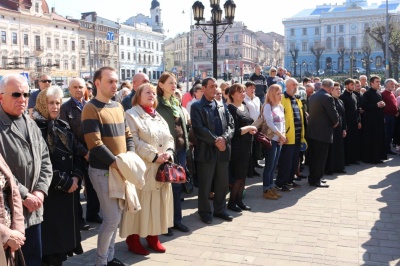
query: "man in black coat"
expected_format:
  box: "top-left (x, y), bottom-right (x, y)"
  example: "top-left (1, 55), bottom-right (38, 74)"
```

top-left (306, 79), bottom-right (339, 188)
top-left (249, 64), bottom-right (267, 104)
top-left (191, 77), bottom-right (235, 224)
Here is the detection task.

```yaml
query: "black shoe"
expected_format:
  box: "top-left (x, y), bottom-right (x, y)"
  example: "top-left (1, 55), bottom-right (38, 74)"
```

top-left (227, 204), bottom-right (242, 212)
top-left (388, 151), bottom-right (397, 155)
top-left (286, 182), bottom-right (301, 188)
top-left (336, 170), bottom-right (346, 174)
top-left (80, 221), bottom-right (90, 231)
top-left (253, 171), bottom-right (261, 177)
top-left (275, 185), bottom-right (291, 192)
top-left (324, 170), bottom-right (333, 175)
top-left (86, 215), bottom-right (103, 224)
top-left (162, 228), bottom-right (173, 236)
top-left (237, 203), bottom-right (251, 211)
top-left (293, 176), bottom-right (302, 181)
top-left (314, 182), bottom-right (329, 188)
top-left (321, 179), bottom-right (327, 183)
top-left (213, 211), bottom-right (233, 221)
top-left (173, 223), bottom-right (190, 232)
top-left (200, 215), bottom-right (212, 224)
top-left (107, 258), bottom-right (126, 266)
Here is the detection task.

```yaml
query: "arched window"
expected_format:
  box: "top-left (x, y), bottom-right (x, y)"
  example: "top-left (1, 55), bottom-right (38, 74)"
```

top-left (351, 36), bottom-right (357, 49)
top-left (338, 37), bottom-right (344, 48)
top-left (155, 15), bottom-right (159, 23)
top-left (326, 37), bottom-right (332, 50)
top-left (376, 56), bottom-right (382, 68)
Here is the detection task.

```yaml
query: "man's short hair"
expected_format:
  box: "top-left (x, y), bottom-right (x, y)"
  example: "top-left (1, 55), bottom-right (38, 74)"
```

top-left (68, 77), bottom-right (85, 88)
top-left (344, 79), bottom-right (355, 86)
top-left (193, 84), bottom-right (202, 92)
top-left (370, 76), bottom-right (380, 84)
top-left (334, 82), bottom-right (341, 87)
top-left (93, 66), bottom-right (116, 84)
top-left (322, 79), bottom-right (334, 89)
top-left (302, 77), bottom-right (311, 84)
top-left (245, 81), bottom-right (255, 88)
top-left (201, 77), bottom-right (216, 87)
top-left (384, 78), bottom-right (396, 88)
top-left (0, 74), bottom-right (28, 93)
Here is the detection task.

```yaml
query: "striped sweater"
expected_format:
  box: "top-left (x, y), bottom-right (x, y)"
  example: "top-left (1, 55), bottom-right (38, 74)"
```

top-left (82, 99), bottom-right (135, 170)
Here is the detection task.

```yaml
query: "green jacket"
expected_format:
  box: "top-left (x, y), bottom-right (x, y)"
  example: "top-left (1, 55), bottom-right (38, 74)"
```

top-left (282, 94), bottom-right (307, 145)
top-left (156, 96), bottom-right (189, 152)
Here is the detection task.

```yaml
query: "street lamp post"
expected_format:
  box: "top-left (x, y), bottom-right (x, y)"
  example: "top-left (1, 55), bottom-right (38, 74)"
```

top-left (192, 0), bottom-right (236, 79)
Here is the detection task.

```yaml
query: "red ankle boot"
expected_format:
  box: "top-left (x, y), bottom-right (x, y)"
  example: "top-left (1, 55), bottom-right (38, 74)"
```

top-left (146, 235), bottom-right (166, 253)
top-left (126, 234), bottom-right (150, 255)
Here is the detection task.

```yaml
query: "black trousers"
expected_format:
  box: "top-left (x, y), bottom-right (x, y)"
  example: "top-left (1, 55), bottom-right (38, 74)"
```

top-left (82, 165), bottom-right (100, 220)
top-left (275, 143), bottom-right (300, 187)
top-left (197, 161), bottom-right (229, 217)
top-left (307, 138), bottom-right (330, 184)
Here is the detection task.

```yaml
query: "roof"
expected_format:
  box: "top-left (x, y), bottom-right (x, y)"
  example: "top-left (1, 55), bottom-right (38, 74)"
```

top-left (0, 0), bottom-right (49, 13)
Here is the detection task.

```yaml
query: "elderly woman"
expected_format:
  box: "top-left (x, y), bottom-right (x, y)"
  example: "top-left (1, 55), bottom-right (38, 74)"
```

top-left (0, 153), bottom-right (25, 263)
top-left (267, 67), bottom-right (278, 88)
top-left (33, 86), bottom-right (83, 265)
top-left (122, 83), bottom-right (174, 255)
top-left (156, 72), bottom-right (190, 235)
top-left (227, 84), bottom-right (257, 212)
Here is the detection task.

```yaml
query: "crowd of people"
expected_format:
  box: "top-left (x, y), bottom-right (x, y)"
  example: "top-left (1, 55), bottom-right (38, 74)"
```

top-left (0, 64), bottom-right (398, 266)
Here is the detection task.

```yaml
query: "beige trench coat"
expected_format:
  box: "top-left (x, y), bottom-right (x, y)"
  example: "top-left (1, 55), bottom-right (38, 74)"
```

top-left (120, 105), bottom-right (174, 238)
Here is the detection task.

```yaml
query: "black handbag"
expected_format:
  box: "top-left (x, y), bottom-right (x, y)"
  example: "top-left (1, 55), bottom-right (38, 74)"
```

top-left (181, 169), bottom-right (194, 194)
top-left (5, 247), bottom-right (26, 266)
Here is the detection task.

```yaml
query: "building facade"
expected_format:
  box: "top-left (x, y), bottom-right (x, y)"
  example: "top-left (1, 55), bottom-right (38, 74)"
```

top-left (283, 0), bottom-right (400, 76)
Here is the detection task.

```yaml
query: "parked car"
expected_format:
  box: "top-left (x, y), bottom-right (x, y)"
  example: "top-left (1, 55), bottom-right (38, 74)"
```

top-left (337, 70), bottom-right (349, 75)
top-left (312, 70), bottom-right (325, 76)
top-left (243, 73), bottom-right (250, 81)
top-left (325, 69), bottom-right (337, 75)
top-left (353, 67), bottom-right (366, 74)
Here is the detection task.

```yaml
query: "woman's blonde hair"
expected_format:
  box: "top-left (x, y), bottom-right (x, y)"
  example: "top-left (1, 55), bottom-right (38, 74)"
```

top-left (131, 83), bottom-right (158, 109)
top-left (269, 67), bottom-right (277, 76)
top-left (266, 84), bottom-right (282, 106)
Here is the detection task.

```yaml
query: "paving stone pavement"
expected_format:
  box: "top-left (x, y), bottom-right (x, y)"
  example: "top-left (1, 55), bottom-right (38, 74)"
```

top-left (65, 154), bottom-right (400, 266)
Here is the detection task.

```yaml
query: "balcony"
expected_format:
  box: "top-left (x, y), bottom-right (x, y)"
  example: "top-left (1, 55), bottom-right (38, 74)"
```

top-left (174, 60), bottom-right (181, 65)
top-left (34, 45), bottom-right (44, 56)
top-left (196, 42), bottom-right (204, 48)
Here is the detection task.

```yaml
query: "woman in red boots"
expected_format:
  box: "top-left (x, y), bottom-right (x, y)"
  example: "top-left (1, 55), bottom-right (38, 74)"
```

top-left (120, 83), bottom-right (174, 255)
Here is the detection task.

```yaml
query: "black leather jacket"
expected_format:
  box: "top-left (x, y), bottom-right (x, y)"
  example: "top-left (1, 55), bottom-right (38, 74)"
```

top-left (60, 98), bottom-right (88, 157)
top-left (191, 96), bottom-right (234, 163)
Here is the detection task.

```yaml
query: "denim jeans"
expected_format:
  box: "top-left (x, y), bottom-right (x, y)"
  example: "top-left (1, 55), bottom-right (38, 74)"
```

top-left (21, 224), bottom-right (42, 266)
top-left (172, 149), bottom-right (186, 224)
top-left (89, 167), bottom-right (122, 266)
top-left (262, 140), bottom-right (281, 191)
top-left (384, 115), bottom-right (396, 153)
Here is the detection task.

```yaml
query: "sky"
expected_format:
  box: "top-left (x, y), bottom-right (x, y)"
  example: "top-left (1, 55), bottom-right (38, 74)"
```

top-left (51, 0), bottom-right (379, 38)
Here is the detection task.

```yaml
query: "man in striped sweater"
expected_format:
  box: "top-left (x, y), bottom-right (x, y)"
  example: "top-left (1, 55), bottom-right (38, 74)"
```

top-left (82, 66), bottom-right (134, 266)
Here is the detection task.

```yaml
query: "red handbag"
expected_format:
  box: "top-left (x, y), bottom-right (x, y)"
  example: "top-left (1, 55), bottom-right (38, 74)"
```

top-left (254, 131), bottom-right (272, 149)
top-left (155, 149), bottom-right (187, 183)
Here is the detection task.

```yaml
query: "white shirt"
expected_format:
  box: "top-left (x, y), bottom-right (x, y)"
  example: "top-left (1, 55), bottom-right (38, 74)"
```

top-left (244, 94), bottom-right (261, 121)
top-left (186, 98), bottom-right (198, 116)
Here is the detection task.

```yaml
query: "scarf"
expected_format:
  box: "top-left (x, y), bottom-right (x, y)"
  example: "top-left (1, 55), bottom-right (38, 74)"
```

top-left (33, 89), bottom-right (70, 154)
top-left (141, 105), bottom-right (156, 117)
top-left (163, 96), bottom-right (180, 118)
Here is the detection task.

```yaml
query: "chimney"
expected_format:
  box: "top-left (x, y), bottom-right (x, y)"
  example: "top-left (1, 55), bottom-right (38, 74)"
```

top-left (51, 7), bottom-right (55, 13)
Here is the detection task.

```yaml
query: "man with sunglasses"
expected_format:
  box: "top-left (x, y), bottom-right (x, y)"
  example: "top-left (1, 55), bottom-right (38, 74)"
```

top-left (28, 74), bottom-right (52, 118)
top-left (0, 73), bottom-right (53, 266)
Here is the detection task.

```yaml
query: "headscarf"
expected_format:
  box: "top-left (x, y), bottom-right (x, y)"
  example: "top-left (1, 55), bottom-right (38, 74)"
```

top-left (162, 95), bottom-right (180, 117)
top-left (33, 89), bottom-right (70, 153)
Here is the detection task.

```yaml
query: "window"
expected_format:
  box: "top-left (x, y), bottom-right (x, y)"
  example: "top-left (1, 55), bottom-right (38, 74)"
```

top-left (156, 56), bottom-right (159, 64)
top-left (24, 57), bottom-right (29, 68)
top-left (89, 41), bottom-right (93, 50)
top-left (198, 50), bottom-right (202, 57)
top-left (23, 34), bottom-right (28, 45)
top-left (339, 25), bottom-right (344, 33)
top-left (63, 39), bottom-right (67, 50)
top-left (2, 56), bottom-right (7, 68)
top-left (81, 40), bottom-right (85, 49)
top-left (327, 25), bottom-right (331, 33)
top-left (35, 36), bottom-right (40, 49)
top-left (121, 51), bottom-right (124, 60)
top-left (127, 52), bottom-right (130, 60)
top-left (151, 42), bottom-right (154, 50)
top-left (138, 40), bottom-right (141, 47)
top-left (375, 56), bottom-right (382, 68)
top-left (133, 39), bottom-right (136, 46)
top-left (315, 27), bottom-right (320, 35)
top-left (290, 28), bottom-right (295, 36)
top-left (351, 36), bottom-right (357, 49)
top-left (302, 41), bottom-right (307, 51)
top-left (143, 40), bottom-right (146, 48)
top-left (71, 41), bottom-right (75, 51)
top-left (138, 54), bottom-right (141, 63)
top-left (326, 37), bottom-right (332, 50)
top-left (225, 35), bottom-right (229, 42)
top-left (72, 60), bottom-right (76, 70)
top-left (121, 36), bottom-right (124, 45)
top-left (127, 38), bottom-right (130, 46)
top-left (63, 60), bottom-right (68, 70)
top-left (35, 3), bottom-right (39, 12)
top-left (225, 49), bottom-right (229, 56)
top-left (302, 28), bottom-right (307, 35)
top-left (197, 36), bottom-right (202, 43)
top-left (156, 43), bottom-right (159, 50)
top-left (338, 37), bottom-right (344, 48)
top-left (133, 53), bottom-right (136, 60)
top-left (47, 37), bottom-right (51, 48)
top-left (81, 57), bottom-right (85, 67)
top-left (289, 42), bottom-right (295, 51)
top-left (1, 31), bottom-right (6, 43)
top-left (12, 33), bottom-right (17, 44)
top-left (55, 38), bottom-right (59, 49)
top-left (55, 59), bottom-right (60, 69)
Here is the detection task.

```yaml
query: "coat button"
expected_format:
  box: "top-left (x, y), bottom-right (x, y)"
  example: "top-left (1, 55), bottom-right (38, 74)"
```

top-left (159, 144), bottom-right (162, 147)
top-left (69, 155), bottom-right (72, 158)
top-left (62, 157), bottom-right (65, 160)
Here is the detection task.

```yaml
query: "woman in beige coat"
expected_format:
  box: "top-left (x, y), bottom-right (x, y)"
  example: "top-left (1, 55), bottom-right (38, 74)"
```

top-left (121, 83), bottom-right (174, 255)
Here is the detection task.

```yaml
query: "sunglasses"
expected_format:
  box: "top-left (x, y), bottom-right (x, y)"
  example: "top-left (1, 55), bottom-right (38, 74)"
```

top-left (40, 80), bottom-right (52, 83)
top-left (2, 92), bottom-right (30, 98)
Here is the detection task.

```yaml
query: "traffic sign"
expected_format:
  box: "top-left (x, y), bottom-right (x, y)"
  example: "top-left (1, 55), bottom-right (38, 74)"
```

top-left (107, 32), bottom-right (114, 41)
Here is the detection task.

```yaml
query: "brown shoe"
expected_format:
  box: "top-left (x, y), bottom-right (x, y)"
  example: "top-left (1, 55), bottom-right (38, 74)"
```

top-left (263, 190), bottom-right (278, 200)
top-left (271, 188), bottom-right (282, 198)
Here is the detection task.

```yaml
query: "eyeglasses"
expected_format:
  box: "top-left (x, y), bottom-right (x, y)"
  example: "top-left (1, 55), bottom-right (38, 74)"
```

top-left (271, 70), bottom-right (277, 72)
top-left (216, 93), bottom-right (222, 95)
top-left (2, 92), bottom-right (30, 98)
top-left (40, 80), bottom-right (52, 83)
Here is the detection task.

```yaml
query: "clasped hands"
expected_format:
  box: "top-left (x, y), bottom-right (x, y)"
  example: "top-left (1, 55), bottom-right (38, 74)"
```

top-left (4, 229), bottom-right (25, 252)
top-left (23, 190), bottom-right (44, 213)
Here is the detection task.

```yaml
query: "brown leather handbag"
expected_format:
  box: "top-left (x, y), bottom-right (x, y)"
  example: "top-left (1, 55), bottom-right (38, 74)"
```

top-left (155, 149), bottom-right (187, 184)
top-left (254, 131), bottom-right (272, 149)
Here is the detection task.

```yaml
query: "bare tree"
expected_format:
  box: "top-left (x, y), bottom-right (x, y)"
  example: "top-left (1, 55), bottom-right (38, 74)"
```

top-left (337, 47), bottom-right (346, 73)
top-left (310, 45), bottom-right (325, 75)
top-left (362, 45), bottom-right (372, 78)
top-left (289, 49), bottom-right (299, 77)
